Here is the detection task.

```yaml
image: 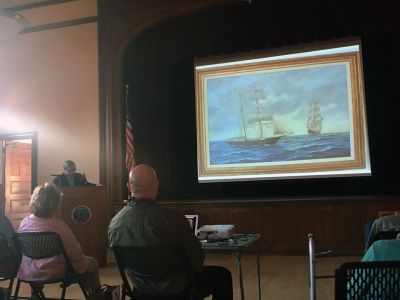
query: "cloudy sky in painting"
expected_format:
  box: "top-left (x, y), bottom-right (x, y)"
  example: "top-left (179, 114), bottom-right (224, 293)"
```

top-left (205, 62), bottom-right (351, 141)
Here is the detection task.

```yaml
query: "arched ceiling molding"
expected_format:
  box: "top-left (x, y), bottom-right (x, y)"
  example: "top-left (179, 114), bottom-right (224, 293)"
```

top-left (98, 0), bottom-right (245, 204)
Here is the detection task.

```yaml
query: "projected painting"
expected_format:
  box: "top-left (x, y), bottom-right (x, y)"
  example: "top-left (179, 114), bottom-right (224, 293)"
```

top-left (195, 43), bottom-right (371, 182)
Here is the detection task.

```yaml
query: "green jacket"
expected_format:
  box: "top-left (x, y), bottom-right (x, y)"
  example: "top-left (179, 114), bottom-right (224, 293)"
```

top-left (108, 200), bottom-right (204, 294)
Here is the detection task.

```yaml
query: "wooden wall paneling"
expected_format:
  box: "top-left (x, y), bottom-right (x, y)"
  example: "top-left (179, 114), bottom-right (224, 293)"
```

top-left (159, 195), bottom-right (400, 254)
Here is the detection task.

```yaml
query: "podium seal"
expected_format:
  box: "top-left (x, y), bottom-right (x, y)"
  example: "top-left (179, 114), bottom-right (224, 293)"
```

top-left (71, 205), bottom-right (92, 225)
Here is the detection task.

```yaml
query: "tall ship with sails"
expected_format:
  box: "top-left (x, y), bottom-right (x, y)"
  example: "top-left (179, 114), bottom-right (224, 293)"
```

top-left (307, 100), bottom-right (323, 135)
top-left (228, 86), bottom-right (292, 146)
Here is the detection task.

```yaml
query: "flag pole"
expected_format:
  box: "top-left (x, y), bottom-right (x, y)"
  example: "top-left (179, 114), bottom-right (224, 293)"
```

top-left (125, 84), bottom-right (129, 110)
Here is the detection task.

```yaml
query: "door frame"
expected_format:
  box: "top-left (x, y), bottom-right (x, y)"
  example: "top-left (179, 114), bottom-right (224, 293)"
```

top-left (0, 132), bottom-right (38, 214)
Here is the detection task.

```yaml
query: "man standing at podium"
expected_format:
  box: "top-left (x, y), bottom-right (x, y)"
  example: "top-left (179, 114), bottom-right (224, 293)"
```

top-left (53, 160), bottom-right (92, 187)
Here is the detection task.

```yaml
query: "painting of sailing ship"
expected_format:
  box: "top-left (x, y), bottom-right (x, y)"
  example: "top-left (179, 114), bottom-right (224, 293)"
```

top-left (206, 64), bottom-right (353, 166)
top-left (227, 85), bottom-right (293, 146)
top-left (195, 42), bottom-right (370, 181)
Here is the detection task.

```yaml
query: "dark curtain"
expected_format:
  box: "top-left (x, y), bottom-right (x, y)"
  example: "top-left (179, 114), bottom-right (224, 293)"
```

top-left (123, 1), bottom-right (400, 200)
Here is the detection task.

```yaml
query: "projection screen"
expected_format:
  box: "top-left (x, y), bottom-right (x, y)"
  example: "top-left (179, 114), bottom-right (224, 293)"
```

top-left (195, 40), bottom-right (371, 183)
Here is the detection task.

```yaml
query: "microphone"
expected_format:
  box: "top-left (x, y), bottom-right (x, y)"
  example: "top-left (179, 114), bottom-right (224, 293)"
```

top-left (51, 174), bottom-right (62, 187)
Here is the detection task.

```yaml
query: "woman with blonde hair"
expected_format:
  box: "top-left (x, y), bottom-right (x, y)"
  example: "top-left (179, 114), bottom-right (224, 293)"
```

top-left (17, 182), bottom-right (100, 296)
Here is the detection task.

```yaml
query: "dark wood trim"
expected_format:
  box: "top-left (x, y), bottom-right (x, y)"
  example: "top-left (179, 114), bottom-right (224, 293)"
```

top-left (20, 16), bottom-right (97, 34)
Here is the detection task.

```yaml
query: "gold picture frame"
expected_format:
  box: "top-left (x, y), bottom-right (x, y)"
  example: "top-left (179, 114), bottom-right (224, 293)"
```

top-left (195, 41), bottom-right (370, 182)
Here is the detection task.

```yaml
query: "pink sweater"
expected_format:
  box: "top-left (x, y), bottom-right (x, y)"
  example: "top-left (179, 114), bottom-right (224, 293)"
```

top-left (17, 214), bottom-right (87, 280)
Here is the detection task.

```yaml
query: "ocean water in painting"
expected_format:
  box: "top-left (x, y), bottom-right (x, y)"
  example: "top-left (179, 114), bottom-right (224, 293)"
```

top-left (209, 132), bottom-right (350, 165)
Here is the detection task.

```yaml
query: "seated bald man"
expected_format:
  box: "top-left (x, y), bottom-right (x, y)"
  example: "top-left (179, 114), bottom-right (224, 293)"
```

top-left (108, 164), bottom-right (233, 300)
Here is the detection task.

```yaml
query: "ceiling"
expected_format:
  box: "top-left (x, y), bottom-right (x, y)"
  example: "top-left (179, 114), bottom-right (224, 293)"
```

top-left (0, 0), bottom-right (87, 11)
top-left (0, 0), bottom-right (82, 12)
top-left (0, 0), bottom-right (97, 36)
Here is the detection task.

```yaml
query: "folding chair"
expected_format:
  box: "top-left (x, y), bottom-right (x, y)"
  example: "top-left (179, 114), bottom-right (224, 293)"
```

top-left (365, 214), bottom-right (400, 250)
top-left (335, 261), bottom-right (400, 299)
top-left (0, 233), bottom-right (19, 299)
top-left (112, 244), bottom-right (201, 300)
top-left (308, 233), bottom-right (364, 300)
top-left (365, 229), bottom-right (400, 252)
top-left (13, 231), bottom-right (89, 300)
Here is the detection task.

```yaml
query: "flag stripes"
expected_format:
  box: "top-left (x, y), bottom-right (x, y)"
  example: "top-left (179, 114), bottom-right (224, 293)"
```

top-left (125, 114), bottom-right (135, 171)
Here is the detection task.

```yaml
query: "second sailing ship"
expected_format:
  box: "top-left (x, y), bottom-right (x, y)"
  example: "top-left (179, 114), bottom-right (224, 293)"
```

top-left (307, 100), bottom-right (323, 135)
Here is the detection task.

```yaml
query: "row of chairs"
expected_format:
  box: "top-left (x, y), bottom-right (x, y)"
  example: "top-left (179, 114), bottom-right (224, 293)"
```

top-left (5, 230), bottom-right (400, 299)
top-left (1, 231), bottom-right (199, 300)
top-left (308, 232), bottom-right (400, 300)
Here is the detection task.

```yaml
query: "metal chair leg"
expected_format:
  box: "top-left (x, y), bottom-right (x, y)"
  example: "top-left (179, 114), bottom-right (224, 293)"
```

top-left (13, 279), bottom-right (21, 299)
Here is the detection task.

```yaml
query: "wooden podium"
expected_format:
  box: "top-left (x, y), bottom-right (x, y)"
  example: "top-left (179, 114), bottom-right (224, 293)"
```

top-left (55, 185), bottom-right (108, 267)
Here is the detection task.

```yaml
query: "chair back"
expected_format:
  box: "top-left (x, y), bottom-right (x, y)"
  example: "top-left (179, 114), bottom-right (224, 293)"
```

top-left (1, 233), bottom-right (19, 299)
top-left (0, 233), bottom-right (18, 279)
top-left (376, 230), bottom-right (400, 241)
top-left (335, 261), bottom-right (400, 300)
top-left (112, 244), bottom-right (192, 299)
top-left (13, 231), bottom-right (89, 299)
top-left (115, 244), bottom-right (187, 278)
top-left (13, 231), bottom-right (65, 259)
top-left (366, 229), bottom-right (400, 250)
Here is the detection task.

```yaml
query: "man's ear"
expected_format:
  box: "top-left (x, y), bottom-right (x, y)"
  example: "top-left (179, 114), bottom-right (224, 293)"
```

top-left (151, 179), bottom-right (159, 191)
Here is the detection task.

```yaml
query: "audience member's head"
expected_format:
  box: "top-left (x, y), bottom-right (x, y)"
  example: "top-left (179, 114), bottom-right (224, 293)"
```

top-left (30, 182), bottom-right (63, 217)
top-left (63, 160), bottom-right (76, 175)
top-left (128, 164), bottom-right (159, 200)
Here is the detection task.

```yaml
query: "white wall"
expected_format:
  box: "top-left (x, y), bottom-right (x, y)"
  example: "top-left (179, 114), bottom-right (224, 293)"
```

top-left (0, 22), bottom-right (99, 185)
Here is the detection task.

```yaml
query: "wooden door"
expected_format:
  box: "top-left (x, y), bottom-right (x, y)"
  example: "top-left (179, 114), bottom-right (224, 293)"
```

top-left (5, 141), bottom-right (32, 229)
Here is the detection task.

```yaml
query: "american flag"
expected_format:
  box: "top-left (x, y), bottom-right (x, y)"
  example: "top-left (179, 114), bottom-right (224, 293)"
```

top-left (125, 85), bottom-right (136, 171)
top-left (125, 113), bottom-right (135, 171)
